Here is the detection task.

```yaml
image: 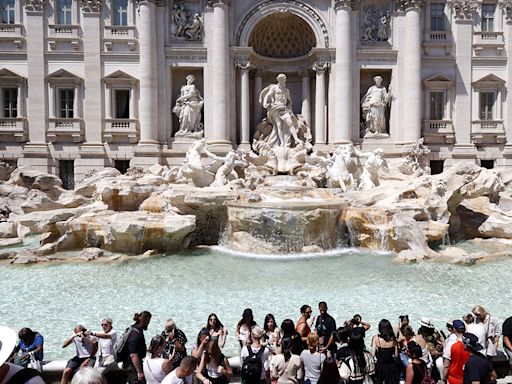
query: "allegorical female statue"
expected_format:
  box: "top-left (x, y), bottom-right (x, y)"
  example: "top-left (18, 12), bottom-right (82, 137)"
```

top-left (361, 76), bottom-right (391, 137)
top-left (173, 74), bottom-right (204, 136)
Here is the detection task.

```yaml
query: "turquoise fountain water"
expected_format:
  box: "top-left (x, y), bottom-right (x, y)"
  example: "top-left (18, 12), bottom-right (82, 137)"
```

top-left (1, 247), bottom-right (511, 360)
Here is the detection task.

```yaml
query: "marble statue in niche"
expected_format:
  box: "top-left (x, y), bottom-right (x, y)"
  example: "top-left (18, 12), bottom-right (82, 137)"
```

top-left (173, 74), bottom-right (204, 137)
top-left (361, 76), bottom-right (391, 137)
top-left (361, 5), bottom-right (391, 42)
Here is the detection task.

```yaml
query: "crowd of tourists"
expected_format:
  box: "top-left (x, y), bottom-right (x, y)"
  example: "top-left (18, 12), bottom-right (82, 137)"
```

top-left (1, 303), bottom-right (511, 384)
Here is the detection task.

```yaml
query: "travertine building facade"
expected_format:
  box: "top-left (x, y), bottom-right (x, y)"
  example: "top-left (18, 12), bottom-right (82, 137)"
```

top-left (0, 0), bottom-right (511, 187)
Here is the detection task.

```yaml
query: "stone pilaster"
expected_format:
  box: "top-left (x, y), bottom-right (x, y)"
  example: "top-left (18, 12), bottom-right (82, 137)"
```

top-left (299, 68), bottom-right (311, 129)
top-left (501, 0), bottom-right (512, 163)
top-left (206, 0), bottom-right (232, 151)
top-left (19, 0), bottom-right (49, 171)
top-left (236, 61), bottom-right (251, 149)
top-left (399, 0), bottom-right (422, 142)
top-left (253, 67), bottom-right (264, 128)
top-left (133, 0), bottom-right (160, 166)
top-left (314, 62), bottom-right (328, 147)
top-left (333, 0), bottom-right (355, 144)
top-left (76, 0), bottom-right (106, 179)
top-left (448, 0), bottom-right (478, 157)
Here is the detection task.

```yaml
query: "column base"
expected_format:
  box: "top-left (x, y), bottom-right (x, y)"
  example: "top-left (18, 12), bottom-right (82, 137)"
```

top-left (205, 139), bottom-right (233, 154)
top-left (131, 142), bottom-right (162, 167)
top-left (171, 136), bottom-right (201, 151)
top-left (237, 142), bottom-right (252, 151)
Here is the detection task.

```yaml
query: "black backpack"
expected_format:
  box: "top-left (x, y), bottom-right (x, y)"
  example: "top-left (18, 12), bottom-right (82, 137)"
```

top-left (6, 367), bottom-right (42, 384)
top-left (241, 345), bottom-right (265, 384)
top-left (113, 326), bottom-right (140, 362)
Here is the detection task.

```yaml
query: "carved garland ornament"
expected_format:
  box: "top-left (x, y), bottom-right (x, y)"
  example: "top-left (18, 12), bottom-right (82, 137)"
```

top-left (447, 0), bottom-right (480, 20)
top-left (81, 0), bottom-right (103, 13)
top-left (235, 0), bottom-right (329, 47)
top-left (396, 0), bottom-right (423, 11)
top-left (500, 0), bottom-right (512, 21)
top-left (23, 0), bottom-right (44, 12)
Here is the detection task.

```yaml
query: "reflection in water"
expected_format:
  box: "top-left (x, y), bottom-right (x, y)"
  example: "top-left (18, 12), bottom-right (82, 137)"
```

top-left (1, 247), bottom-right (511, 360)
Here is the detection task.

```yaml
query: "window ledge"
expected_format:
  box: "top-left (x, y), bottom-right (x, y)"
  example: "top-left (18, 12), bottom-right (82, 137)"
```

top-left (472, 120), bottom-right (506, 144)
top-left (48, 118), bottom-right (84, 142)
top-left (0, 117), bottom-right (27, 142)
top-left (104, 119), bottom-right (138, 143)
top-left (422, 120), bottom-right (455, 144)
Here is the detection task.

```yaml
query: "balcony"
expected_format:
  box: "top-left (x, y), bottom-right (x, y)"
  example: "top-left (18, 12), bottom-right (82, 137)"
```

top-left (0, 118), bottom-right (27, 142)
top-left (48, 24), bottom-right (80, 50)
top-left (103, 26), bottom-right (137, 51)
top-left (473, 32), bottom-right (505, 56)
top-left (422, 120), bottom-right (455, 144)
top-left (471, 120), bottom-right (505, 144)
top-left (104, 119), bottom-right (138, 143)
top-left (47, 118), bottom-right (84, 142)
top-left (422, 30), bottom-right (453, 55)
top-left (0, 24), bottom-right (23, 48)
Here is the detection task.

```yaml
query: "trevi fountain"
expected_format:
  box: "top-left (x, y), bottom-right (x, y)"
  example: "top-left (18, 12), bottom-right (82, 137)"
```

top-left (1, 74), bottom-right (512, 361)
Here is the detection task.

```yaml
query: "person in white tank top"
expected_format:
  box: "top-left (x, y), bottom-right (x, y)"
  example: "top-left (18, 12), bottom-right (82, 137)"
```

top-left (144, 335), bottom-right (175, 384)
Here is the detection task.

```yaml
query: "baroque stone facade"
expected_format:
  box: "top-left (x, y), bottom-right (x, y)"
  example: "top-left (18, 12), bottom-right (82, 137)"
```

top-left (0, 0), bottom-right (511, 185)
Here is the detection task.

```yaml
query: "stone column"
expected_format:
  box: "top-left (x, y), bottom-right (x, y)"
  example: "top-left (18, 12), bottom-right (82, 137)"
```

top-left (333, 0), bottom-right (354, 144)
top-left (237, 61), bottom-right (251, 149)
top-left (300, 68), bottom-right (311, 128)
top-left (207, 0), bottom-right (232, 150)
top-left (502, 2), bottom-right (512, 164)
top-left (77, 0), bottom-right (106, 180)
top-left (314, 62), bottom-right (328, 146)
top-left (447, 0), bottom-right (478, 163)
top-left (133, 0), bottom-right (160, 166)
top-left (399, 0), bottom-right (422, 142)
top-left (19, 0), bottom-right (49, 171)
top-left (253, 67), bottom-right (264, 127)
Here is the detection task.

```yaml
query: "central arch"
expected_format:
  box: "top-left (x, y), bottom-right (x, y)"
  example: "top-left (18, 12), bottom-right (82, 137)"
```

top-left (235, 1), bottom-right (329, 49)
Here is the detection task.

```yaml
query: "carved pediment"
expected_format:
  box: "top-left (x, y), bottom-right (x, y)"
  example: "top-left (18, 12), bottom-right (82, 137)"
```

top-left (472, 74), bottom-right (506, 90)
top-left (423, 73), bottom-right (454, 88)
top-left (0, 68), bottom-right (24, 79)
top-left (47, 69), bottom-right (82, 80)
top-left (103, 70), bottom-right (138, 85)
top-left (447, 0), bottom-right (480, 20)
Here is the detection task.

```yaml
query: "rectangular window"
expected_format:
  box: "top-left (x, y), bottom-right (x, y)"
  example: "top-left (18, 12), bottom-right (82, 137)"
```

top-left (114, 89), bottom-right (130, 118)
top-left (59, 160), bottom-right (74, 190)
top-left (429, 91), bottom-right (444, 120)
top-left (57, 0), bottom-right (73, 25)
top-left (112, 0), bottom-right (128, 26)
top-left (480, 92), bottom-right (495, 121)
top-left (59, 88), bottom-right (74, 119)
top-left (3, 88), bottom-right (17, 118)
top-left (430, 3), bottom-right (445, 31)
top-left (1, 0), bottom-right (15, 24)
top-left (482, 4), bottom-right (495, 32)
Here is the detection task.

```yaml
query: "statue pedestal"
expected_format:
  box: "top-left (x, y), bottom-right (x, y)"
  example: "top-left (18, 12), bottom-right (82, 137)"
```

top-left (171, 135), bottom-right (203, 151)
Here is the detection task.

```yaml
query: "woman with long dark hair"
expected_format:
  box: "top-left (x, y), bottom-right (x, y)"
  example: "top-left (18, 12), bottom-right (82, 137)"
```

top-left (236, 308), bottom-right (256, 347)
top-left (143, 335), bottom-right (174, 384)
top-left (281, 319), bottom-right (304, 356)
top-left (340, 328), bottom-right (376, 384)
top-left (196, 340), bottom-right (232, 384)
top-left (371, 319), bottom-right (401, 384)
top-left (270, 337), bottom-right (303, 384)
top-left (206, 313), bottom-right (227, 348)
top-left (318, 357), bottom-right (341, 384)
top-left (262, 314), bottom-right (281, 354)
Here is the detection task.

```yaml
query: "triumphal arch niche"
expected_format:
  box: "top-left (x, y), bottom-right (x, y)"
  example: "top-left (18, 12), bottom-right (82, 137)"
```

top-left (234, 1), bottom-right (333, 150)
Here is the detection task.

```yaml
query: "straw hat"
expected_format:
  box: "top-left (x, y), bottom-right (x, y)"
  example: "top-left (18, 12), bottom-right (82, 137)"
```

top-left (419, 317), bottom-right (434, 329)
top-left (0, 326), bottom-right (17, 366)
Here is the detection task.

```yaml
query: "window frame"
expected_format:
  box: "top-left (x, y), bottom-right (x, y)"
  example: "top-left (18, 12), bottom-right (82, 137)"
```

top-left (57, 0), bottom-right (73, 25)
top-left (479, 91), bottom-right (496, 121)
top-left (113, 88), bottom-right (130, 119)
top-left (429, 2), bottom-right (445, 32)
top-left (58, 87), bottom-right (75, 119)
top-left (481, 3), bottom-right (496, 33)
top-left (1, 0), bottom-right (15, 25)
top-left (2, 87), bottom-right (17, 118)
top-left (429, 91), bottom-right (445, 120)
top-left (111, 0), bottom-right (129, 27)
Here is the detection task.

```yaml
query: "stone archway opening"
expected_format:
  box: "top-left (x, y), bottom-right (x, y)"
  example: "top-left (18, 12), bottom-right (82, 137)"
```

top-left (248, 12), bottom-right (317, 58)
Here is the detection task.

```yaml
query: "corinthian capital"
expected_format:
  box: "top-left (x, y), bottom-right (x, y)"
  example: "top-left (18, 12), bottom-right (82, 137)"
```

top-left (334, 0), bottom-right (358, 11)
top-left (207, 0), bottom-right (230, 7)
top-left (235, 60), bottom-right (251, 71)
top-left (500, 0), bottom-right (512, 22)
top-left (447, 0), bottom-right (480, 20)
top-left (396, 0), bottom-right (423, 12)
top-left (81, 0), bottom-right (103, 13)
top-left (23, 0), bottom-right (44, 12)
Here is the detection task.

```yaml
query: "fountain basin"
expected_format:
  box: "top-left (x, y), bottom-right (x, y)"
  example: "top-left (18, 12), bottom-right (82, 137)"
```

top-left (224, 199), bottom-right (347, 254)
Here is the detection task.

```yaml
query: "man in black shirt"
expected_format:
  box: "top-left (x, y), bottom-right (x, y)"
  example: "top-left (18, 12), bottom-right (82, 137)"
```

top-left (315, 301), bottom-right (337, 355)
top-left (502, 316), bottom-right (512, 362)
top-left (124, 311), bottom-right (151, 384)
top-left (462, 333), bottom-right (497, 384)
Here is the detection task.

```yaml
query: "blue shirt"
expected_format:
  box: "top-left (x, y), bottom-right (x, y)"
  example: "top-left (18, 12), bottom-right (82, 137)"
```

top-left (18, 333), bottom-right (44, 361)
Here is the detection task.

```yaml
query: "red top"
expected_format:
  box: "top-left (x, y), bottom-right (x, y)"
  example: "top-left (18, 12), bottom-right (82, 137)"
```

top-left (448, 340), bottom-right (470, 384)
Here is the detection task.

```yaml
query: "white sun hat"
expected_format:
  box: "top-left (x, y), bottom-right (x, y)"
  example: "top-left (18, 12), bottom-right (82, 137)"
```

top-left (0, 326), bottom-right (17, 366)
